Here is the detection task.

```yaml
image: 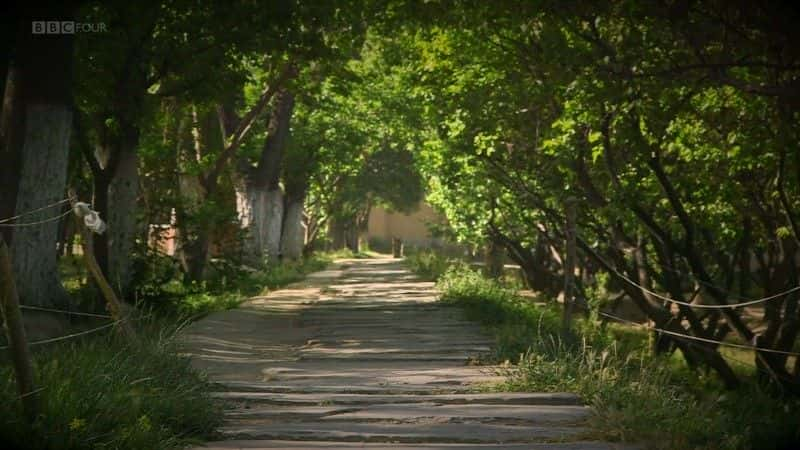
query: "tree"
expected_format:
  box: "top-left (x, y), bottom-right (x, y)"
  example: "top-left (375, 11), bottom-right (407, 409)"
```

top-left (360, 1), bottom-right (800, 388)
top-left (1, 4), bottom-right (77, 314)
top-left (235, 85), bottom-right (296, 265)
top-left (75, 0), bottom-right (283, 287)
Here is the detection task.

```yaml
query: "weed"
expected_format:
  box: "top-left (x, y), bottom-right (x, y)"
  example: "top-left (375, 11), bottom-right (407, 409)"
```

top-left (0, 319), bottom-right (221, 450)
top-left (437, 265), bottom-right (800, 450)
top-left (405, 250), bottom-right (455, 281)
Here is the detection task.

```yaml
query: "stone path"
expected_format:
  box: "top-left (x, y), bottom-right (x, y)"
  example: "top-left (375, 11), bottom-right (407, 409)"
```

top-left (181, 258), bottom-right (630, 449)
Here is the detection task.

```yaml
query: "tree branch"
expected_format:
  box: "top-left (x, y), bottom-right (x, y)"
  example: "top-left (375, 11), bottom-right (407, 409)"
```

top-left (203, 62), bottom-right (298, 189)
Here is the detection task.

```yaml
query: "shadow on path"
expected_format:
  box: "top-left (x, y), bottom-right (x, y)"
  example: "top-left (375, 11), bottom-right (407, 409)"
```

top-left (182, 258), bottom-right (633, 449)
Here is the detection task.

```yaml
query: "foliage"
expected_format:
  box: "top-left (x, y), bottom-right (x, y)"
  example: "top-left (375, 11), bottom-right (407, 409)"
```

top-left (366, 1), bottom-right (800, 388)
top-left (404, 250), bottom-right (453, 281)
top-left (299, 45), bottom-right (426, 247)
top-left (131, 254), bottom-right (331, 318)
top-left (438, 265), bottom-right (800, 450)
top-left (7, 1), bottom-right (799, 446)
top-left (323, 248), bottom-right (376, 260)
top-left (0, 321), bottom-right (220, 450)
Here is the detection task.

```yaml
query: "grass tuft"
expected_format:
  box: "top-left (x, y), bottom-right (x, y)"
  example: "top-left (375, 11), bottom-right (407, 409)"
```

top-left (135, 254), bottom-right (331, 318)
top-left (0, 252), bottom-right (336, 449)
top-left (0, 319), bottom-right (221, 450)
top-left (437, 265), bottom-right (800, 450)
top-left (405, 250), bottom-right (453, 281)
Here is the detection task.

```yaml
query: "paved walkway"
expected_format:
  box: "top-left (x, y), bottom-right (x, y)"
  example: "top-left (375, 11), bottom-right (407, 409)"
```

top-left (182, 258), bottom-right (629, 449)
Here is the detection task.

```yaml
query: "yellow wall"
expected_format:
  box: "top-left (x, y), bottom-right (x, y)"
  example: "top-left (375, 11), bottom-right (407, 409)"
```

top-left (367, 202), bottom-right (443, 246)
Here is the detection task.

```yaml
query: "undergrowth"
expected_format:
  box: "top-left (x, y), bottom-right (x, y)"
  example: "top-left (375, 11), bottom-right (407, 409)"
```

top-left (323, 248), bottom-right (377, 260)
top-left (405, 250), bottom-right (454, 281)
top-left (0, 319), bottom-right (220, 450)
top-left (132, 254), bottom-right (331, 318)
top-left (436, 265), bottom-right (800, 450)
top-left (1, 252), bottom-right (336, 449)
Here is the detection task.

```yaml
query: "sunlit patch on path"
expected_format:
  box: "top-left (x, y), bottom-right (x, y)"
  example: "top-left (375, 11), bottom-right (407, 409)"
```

top-left (182, 258), bottom-right (632, 449)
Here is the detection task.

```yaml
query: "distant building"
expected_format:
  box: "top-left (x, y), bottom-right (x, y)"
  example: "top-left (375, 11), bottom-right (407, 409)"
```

top-left (366, 201), bottom-right (445, 249)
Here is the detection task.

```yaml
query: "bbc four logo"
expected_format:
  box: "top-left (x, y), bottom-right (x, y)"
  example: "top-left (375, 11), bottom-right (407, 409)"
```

top-left (31, 21), bottom-right (107, 34)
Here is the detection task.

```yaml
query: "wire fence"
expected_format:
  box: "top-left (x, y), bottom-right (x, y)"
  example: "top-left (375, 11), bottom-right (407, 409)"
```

top-left (0, 197), bottom-right (74, 225)
top-left (595, 307), bottom-right (800, 386)
top-left (654, 260), bottom-right (757, 302)
top-left (0, 320), bottom-right (120, 351)
top-left (0, 209), bottom-right (74, 228)
top-left (0, 195), bottom-right (132, 353)
top-left (584, 243), bottom-right (800, 310)
top-left (1, 196), bottom-right (796, 360)
top-left (595, 309), bottom-right (800, 357)
top-left (19, 305), bottom-right (112, 319)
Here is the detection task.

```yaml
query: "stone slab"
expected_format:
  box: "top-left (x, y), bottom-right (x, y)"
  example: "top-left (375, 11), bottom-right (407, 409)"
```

top-left (198, 440), bottom-right (634, 449)
top-left (212, 392), bottom-right (583, 406)
top-left (220, 421), bottom-right (588, 443)
top-left (181, 258), bottom-right (630, 449)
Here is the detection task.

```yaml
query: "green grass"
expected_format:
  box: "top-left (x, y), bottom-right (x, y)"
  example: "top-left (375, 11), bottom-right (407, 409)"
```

top-left (0, 252), bottom-right (336, 449)
top-left (405, 250), bottom-right (454, 281)
top-left (133, 254), bottom-right (332, 318)
top-left (436, 265), bottom-right (800, 450)
top-left (0, 319), bottom-right (221, 450)
top-left (61, 251), bottom-right (333, 319)
top-left (324, 248), bottom-right (380, 259)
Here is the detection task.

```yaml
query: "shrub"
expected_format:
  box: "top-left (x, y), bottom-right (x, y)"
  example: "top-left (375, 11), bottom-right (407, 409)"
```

top-left (131, 254), bottom-right (332, 318)
top-left (0, 322), bottom-right (221, 450)
top-left (406, 250), bottom-right (453, 281)
top-left (437, 265), bottom-right (800, 450)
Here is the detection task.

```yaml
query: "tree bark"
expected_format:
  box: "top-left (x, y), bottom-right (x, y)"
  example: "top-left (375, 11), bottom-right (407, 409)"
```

top-left (345, 217), bottom-right (360, 253)
top-left (91, 172), bottom-right (111, 277)
top-left (281, 192), bottom-right (307, 261)
top-left (356, 204), bottom-right (371, 253)
top-left (562, 198), bottom-right (577, 336)
top-left (235, 180), bottom-right (267, 265)
top-left (10, 105), bottom-right (73, 309)
top-left (264, 188), bottom-right (284, 262)
top-left (0, 55), bottom-right (23, 245)
top-left (329, 216), bottom-right (347, 250)
top-left (484, 237), bottom-right (504, 279)
top-left (234, 182), bottom-right (282, 265)
top-left (1, 7), bottom-right (75, 312)
top-left (0, 236), bottom-right (38, 422)
top-left (236, 87), bottom-right (294, 264)
top-left (176, 111), bottom-right (210, 282)
top-left (108, 147), bottom-right (139, 297)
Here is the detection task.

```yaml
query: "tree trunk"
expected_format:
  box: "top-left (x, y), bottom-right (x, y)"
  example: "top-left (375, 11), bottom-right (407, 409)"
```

top-left (108, 147), bottom-right (139, 297)
top-left (329, 217), bottom-right (346, 250)
top-left (254, 89), bottom-right (293, 189)
top-left (82, 38), bottom-right (147, 295)
top-left (181, 230), bottom-right (210, 282)
top-left (0, 236), bottom-right (38, 422)
top-left (176, 111), bottom-right (210, 282)
top-left (345, 219), bottom-right (360, 253)
top-left (484, 237), bottom-right (504, 279)
top-left (281, 193), bottom-right (306, 261)
top-left (0, 10), bottom-right (75, 345)
top-left (235, 181), bottom-right (280, 266)
top-left (0, 65), bottom-right (23, 245)
top-left (264, 188), bottom-right (284, 263)
top-left (92, 173), bottom-right (110, 276)
top-left (244, 87), bottom-right (293, 264)
top-left (235, 179), bottom-right (266, 266)
top-left (356, 204), bottom-right (371, 253)
top-left (10, 105), bottom-right (73, 309)
top-left (69, 193), bottom-right (136, 341)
